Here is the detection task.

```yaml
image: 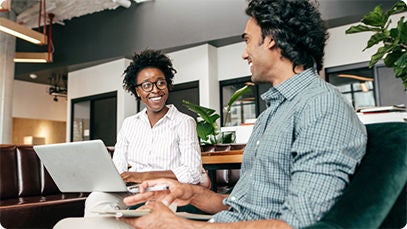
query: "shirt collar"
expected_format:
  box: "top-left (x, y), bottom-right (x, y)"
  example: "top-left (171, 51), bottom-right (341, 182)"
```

top-left (261, 68), bottom-right (317, 104)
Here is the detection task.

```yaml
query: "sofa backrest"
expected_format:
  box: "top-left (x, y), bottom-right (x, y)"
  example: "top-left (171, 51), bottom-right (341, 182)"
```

top-left (306, 122), bottom-right (407, 228)
top-left (0, 145), bottom-right (60, 200)
top-left (0, 145), bottom-right (19, 199)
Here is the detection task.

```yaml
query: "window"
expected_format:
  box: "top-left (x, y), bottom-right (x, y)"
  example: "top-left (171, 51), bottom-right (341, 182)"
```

top-left (220, 76), bottom-right (269, 126)
top-left (326, 62), bottom-right (377, 109)
top-left (166, 81), bottom-right (199, 119)
top-left (71, 91), bottom-right (117, 146)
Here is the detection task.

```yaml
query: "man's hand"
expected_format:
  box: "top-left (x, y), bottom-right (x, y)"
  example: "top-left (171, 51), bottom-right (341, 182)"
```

top-left (119, 200), bottom-right (190, 229)
top-left (123, 178), bottom-right (195, 207)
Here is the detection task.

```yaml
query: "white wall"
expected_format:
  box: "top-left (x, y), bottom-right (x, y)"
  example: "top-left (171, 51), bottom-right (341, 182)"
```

top-left (12, 80), bottom-right (67, 121)
top-left (67, 58), bottom-right (135, 141)
top-left (217, 42), bottom-right (250, 81)
top-left (325, 12), bottom-right (407, 68)
top-left (168, 44), bottom-right (220, 112)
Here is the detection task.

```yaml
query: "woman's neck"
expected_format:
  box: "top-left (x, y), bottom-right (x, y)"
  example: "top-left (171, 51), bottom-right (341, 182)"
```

top-left (147, 105), bottom-right (169, 127)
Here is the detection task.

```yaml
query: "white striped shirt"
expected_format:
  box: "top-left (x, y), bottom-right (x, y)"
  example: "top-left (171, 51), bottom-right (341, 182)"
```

top-left (112, 105), bottom-right (202, 184)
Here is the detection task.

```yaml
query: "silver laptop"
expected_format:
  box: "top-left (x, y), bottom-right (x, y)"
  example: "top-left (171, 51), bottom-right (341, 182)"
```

top-left (34, 140), bottom-right (138, 193)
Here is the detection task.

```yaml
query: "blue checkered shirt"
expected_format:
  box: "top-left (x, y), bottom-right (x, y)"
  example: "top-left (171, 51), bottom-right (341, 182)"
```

top-left (211, 68), bottom-right (367, 228)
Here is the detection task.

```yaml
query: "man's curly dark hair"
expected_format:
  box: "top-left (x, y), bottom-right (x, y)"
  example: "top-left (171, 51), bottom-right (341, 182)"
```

top-left (122, 49), bottom-right (177, 99)
top-left (246, 0), bottom-right (328, 72)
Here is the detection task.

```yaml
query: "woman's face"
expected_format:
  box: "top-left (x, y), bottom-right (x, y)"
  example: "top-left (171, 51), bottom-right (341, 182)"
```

top-left (135, 67), bottom-right (169, 113)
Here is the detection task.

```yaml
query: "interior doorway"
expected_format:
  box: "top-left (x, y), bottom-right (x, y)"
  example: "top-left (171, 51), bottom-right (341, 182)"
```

top-left (71, 91), bottom-right (117, 146)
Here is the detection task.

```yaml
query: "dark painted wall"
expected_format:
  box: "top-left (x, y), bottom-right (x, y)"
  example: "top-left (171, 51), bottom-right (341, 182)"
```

top-left (14, 0), bottom-right (396, 82)
top-left (15, 0), bottom-right (248, 78)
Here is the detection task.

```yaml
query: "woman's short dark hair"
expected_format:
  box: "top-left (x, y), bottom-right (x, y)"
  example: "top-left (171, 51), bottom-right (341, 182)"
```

top-left (246, 0), bottom-right (328, 72)
top-left (122, 49), bottom-right (177, 99)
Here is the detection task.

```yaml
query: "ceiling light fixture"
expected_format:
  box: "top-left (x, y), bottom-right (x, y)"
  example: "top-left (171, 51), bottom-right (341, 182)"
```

top-left (0, 0), bottom-right (11, 12)
top-left (29, 73), bottom-right (38, 79)
top-left (13, 12), bottom-right (54, 63)
top-left (0, 17), bottom-right (47, 45)
top-left (134, 0), bottom-right (153, 3)
top-left (48, 74), bottom-right (67, 102)
top-left (14, 52), bottom-right (52, 63)
top-left (338, 74), bottom-right (373, 93)
top-left (337, 74), bottom-right (374, 81)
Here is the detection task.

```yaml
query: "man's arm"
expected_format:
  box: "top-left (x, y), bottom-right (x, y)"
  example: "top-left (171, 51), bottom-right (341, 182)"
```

top-left (123, 178), bottom-right (228, 214)
top-left (119, 201), bottom-right (292, 229)
top-left (280, 93), bottom-right (367, 226)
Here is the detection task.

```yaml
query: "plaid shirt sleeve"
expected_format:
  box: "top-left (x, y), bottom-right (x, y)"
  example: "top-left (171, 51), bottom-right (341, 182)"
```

top-left (280, 91), bottom-right (367, 227)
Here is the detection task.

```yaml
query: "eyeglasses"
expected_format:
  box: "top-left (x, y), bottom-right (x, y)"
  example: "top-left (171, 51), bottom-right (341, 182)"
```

top-left (136, 79), bottom-right (167, 92)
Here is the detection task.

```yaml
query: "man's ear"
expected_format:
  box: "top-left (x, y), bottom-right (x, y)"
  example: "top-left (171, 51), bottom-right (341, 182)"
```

top-left (265, 36), bottom-right (275, 49)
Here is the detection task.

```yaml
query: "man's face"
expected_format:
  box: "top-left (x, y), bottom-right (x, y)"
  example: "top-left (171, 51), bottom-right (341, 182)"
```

top-left (135, 67), bottom-right (169, 113)
top-left (241, 18), bottom-right (275, 83)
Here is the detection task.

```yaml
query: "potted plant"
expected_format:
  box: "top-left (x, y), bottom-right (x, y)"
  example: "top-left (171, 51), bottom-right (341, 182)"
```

top-left (345, 1), bottom-right (407, 89)
top-left (182, 82), bottom-right (253, 145)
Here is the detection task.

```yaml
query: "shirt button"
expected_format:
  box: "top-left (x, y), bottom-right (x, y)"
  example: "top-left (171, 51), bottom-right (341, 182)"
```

top-left (230, 196), bottom-right (236, 201)
top-left (256, 140), bottom-right (260, 145)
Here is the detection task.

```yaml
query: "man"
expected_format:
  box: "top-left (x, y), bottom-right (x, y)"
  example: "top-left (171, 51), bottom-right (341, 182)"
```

top-left (119, 0), bottom-right (367, 228)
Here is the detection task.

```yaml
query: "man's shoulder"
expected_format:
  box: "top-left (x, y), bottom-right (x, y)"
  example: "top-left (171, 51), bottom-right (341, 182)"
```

top-left (297, 79), bottom-right (346, 106)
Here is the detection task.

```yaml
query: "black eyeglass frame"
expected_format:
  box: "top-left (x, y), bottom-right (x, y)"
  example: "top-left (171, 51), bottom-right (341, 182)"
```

top-left (136, 80), bottom-right (168, 92)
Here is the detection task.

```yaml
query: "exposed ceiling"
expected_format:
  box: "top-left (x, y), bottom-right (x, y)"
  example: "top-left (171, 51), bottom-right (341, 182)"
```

top-left (7, 0), bottom-right (132, 86)
top-left (12, 0), bottom-right (122, 28)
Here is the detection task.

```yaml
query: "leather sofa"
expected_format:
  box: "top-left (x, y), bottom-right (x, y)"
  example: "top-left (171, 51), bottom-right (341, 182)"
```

top-left (0, 145), bottom-right (88, 228)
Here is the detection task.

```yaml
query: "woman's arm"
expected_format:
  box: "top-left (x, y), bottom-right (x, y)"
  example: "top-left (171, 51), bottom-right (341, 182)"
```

top-left (170, 117), bottom-right (203, 184)
top-left (121, 170), bottom-right (177, 183)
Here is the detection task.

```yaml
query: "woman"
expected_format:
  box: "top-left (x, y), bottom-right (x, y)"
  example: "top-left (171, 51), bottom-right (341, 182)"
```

top-left (85, 49), bottom-right (208, 216)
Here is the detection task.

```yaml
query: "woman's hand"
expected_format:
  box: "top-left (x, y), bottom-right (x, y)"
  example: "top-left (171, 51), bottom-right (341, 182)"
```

top-left (121, 171), bottom-right (144, 183)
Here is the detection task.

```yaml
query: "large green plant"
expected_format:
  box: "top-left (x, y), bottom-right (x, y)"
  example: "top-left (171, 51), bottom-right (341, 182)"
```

top-left (182, 83), bottom-right (253, 145)
top-left (345, 1), bottom-right (407, 89)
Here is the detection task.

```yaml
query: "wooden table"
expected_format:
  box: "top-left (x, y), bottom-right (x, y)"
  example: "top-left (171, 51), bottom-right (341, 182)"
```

top-left (201, 150), bottom-right (243, 165)
top-left (201, 150), bottom-right (243, 191)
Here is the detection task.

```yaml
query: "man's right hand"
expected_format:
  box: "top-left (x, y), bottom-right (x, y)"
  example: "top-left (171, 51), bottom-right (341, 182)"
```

top-left (123, 178), bottom-right (196, 208)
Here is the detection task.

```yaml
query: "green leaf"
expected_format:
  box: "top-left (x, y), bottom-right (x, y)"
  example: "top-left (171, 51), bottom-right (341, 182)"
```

top-left (197, 122), bottom-right (215, 141)
top-left (384, 49), bottom-right (403, 67)
top-left (364, 32), bottom-right (387, 50)
top-left (397, 17), bottom-right (407, 43)
top-left (394, 52), bottom-right (407, 71)
top-left (227, 85), bottom-right (252, 107)
top-left (389, 27), bottom-right (399, 39)
top-left (399, 73), bottom-right (407, 90)
top-left (182, 100), bottom-right (217, 124)
top-left (208, 114), bottom-right (220, 123)
top-left (345, 25), bottom-right (380, 34)
top-left (386, 1), bottom-right (407, 18)
top-left (361, 5), bottom-right (385, 27)
top-left (369, 45), bottom-right (393, 67)
top-left (223, 83), bottom-right (253, 126)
